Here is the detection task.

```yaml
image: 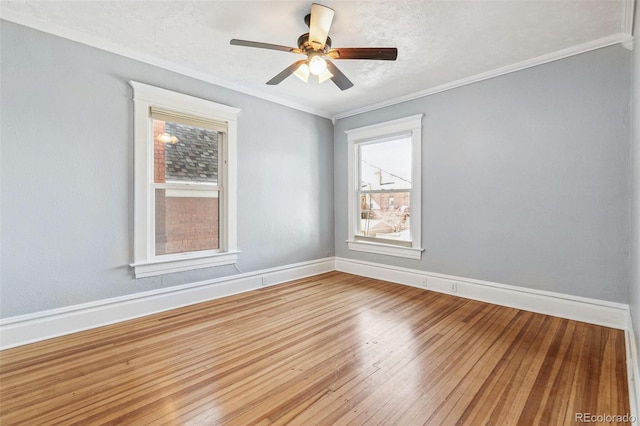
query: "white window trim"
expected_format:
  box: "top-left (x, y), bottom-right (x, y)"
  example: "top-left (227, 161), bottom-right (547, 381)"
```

top-left (129, 81), bottom-right (240, 278)
top-left (346, 114), bottom-right (424, 259)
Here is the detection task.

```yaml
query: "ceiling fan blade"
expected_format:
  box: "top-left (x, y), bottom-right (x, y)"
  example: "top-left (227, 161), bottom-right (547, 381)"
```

top-left (266, 60), bottom-right (307, 85)
top-left (230, 39), bottom-right (302, 54)
top-left (325, 60), bottom-right (353, 91)
top-left (309, 3), bottom-right (335, 50)
top-left (327, 47), bottom-right (398, 61)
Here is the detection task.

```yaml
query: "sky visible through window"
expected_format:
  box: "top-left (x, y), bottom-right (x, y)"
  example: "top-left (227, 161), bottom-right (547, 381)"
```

top-left (359, 137), bottom-right (412, 190)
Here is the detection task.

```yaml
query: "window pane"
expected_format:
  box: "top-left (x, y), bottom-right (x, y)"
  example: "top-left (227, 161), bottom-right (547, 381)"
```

top-left (153, 119), bottom-right (218, 184)
top-left (358, 191), bottom-right (411, 242)
top-left (359, 137), bottom-right (411, 191)
top-left (155, 189), bottom-right (219, 255)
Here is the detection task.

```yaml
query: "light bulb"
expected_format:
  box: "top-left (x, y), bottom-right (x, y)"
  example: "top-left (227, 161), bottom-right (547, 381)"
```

top-left (308, 54), bottom-right (327, 76)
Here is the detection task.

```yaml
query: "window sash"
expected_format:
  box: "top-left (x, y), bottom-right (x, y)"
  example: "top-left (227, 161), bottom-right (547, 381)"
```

top-left (357, 137), bottom-right (412, 193)
top-left (356, 189), bottom-right (412, 246)
top-left (154, 182), bottom-right (220, 191)
top-left (152, 187), bottom-right (222, 257)
top-left (152, 119), bottom-right (223, 186)
top-left (358, 189), bottom-right (408, 194)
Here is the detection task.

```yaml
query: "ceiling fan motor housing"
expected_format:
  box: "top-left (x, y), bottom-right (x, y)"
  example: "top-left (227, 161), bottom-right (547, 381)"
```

top-left (297, 33), bottom-right (332, 53)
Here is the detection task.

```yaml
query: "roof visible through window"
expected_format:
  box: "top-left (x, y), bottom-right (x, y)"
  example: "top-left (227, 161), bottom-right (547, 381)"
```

top-left (163, 121), bottom-right (218, 184)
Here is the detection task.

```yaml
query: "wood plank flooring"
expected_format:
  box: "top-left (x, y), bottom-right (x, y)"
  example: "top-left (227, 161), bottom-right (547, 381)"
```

top-left (0, 272), bottom-right (630, 425)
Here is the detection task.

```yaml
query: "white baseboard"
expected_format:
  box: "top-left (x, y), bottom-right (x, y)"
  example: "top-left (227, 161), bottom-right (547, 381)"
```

top-left (0, 257), bottom-right (335, 350)
top-left (335, 257), bottom-right (629, 330)
top-left (1, 256), bottom-right (631, 350)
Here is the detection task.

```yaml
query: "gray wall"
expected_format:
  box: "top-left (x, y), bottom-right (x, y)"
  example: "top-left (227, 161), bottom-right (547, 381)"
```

top-left (334, 45), bottom-right (631, 303)
top-left (0, 21), bottom-right (334, 318)
top-left (1, 19), bottom-right (633, 318)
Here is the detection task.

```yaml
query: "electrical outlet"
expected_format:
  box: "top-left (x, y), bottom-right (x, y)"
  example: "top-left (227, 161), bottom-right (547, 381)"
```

top-left (261, 276), bottom-right (268, 287)
top-left (420, 278), bottom-right (428, 287)
top-left (450, 282), bottom-right (458, 293)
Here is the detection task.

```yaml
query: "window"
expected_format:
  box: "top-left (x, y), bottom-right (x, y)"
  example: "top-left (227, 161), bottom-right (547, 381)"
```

top-left (346, 114), bottom-right (424, 259)
top-left (130, 82), bottom-right (239, 278)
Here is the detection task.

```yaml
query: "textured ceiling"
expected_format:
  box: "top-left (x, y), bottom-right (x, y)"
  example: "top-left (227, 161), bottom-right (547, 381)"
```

top-left (0, 1), bottom-right (633, 118)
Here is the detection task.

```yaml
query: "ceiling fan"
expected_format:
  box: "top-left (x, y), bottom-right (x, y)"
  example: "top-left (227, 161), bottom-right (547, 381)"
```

top-left (230, 3), bottom-right (398, 91)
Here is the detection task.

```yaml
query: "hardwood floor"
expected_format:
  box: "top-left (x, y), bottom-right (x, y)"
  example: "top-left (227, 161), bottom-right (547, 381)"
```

top-left (0, 272), bottom-right (630, 425)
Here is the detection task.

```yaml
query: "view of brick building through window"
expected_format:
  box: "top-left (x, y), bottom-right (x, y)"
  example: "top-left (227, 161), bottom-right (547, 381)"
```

top-left (360, 192), bottom-right (411, 238)
top-left (358, 138), bottom-right (412, 242)
top-left (153, 119), bottom-right (219, 256)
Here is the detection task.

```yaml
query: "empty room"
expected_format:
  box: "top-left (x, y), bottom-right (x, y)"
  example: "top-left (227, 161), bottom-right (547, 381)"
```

top-left (1, 0), bottom-right (640, 424)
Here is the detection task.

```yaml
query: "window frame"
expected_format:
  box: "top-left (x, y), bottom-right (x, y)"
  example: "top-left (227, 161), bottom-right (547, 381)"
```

top-left (346, 114), bottom-right (424, 259)
top-left (130, 81), bottom-right (240, 278)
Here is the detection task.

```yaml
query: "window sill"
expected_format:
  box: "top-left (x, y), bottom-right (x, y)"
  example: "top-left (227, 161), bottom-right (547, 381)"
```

top-left (346, 240), bottom-right (424, 260)
top-left (131, 251), bottom-right (239, 278)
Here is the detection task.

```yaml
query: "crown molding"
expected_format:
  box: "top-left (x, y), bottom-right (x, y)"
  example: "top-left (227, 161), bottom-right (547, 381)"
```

top-left (0, 14), bottom-right (334, 120)
top-left (1, 9), bottom-right (633, 123)
top-left (333, 33), bottom-right (633, 121)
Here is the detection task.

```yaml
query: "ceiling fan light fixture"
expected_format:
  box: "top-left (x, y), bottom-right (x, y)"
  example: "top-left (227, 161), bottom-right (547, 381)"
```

top-left (230, 3), bottom-right (397, 90)
top-left (308, 53), bottom-right (327, 76)
top-left (294, 63), bottom-right (310, 82)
